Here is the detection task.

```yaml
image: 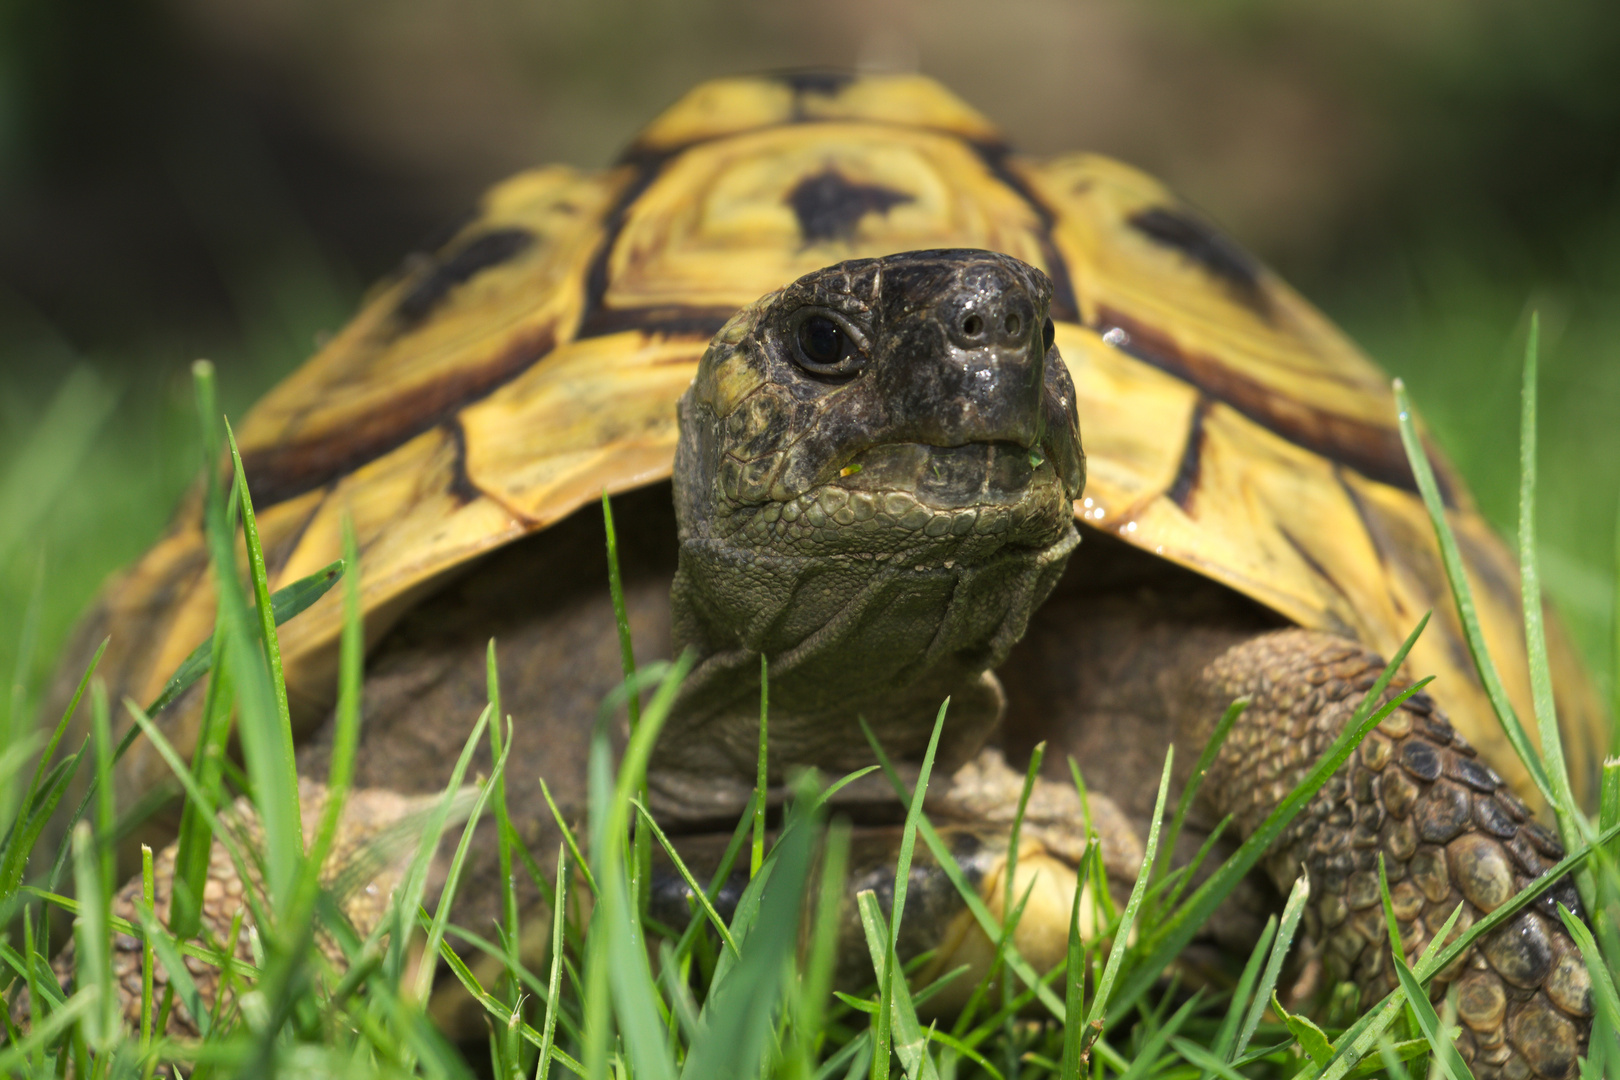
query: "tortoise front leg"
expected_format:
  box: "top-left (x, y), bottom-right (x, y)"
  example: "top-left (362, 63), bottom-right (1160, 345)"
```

top-left (1186, 629), bottom-right (1591, 1080)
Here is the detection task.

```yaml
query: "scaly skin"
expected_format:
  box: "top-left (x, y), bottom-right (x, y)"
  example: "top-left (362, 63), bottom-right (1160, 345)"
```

top-left (1191, 630), bottom-right (1590, 1080)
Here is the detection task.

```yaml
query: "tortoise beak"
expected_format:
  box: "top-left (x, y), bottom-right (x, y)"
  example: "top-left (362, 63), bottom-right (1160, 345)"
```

top-left (872, 250), bottom-right (1053, 451)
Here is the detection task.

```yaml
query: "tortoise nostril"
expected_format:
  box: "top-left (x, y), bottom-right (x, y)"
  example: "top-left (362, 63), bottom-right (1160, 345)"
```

top-left (1004, 312), bottom-right (1021, 337)
top-left (962, 314), bottom-right (984, 336)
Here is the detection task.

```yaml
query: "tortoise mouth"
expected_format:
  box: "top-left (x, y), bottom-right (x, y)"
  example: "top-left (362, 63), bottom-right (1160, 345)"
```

top-left (832, 440), bottom-right (1049, 510)
top-left (719, 439), bottom-right (1074, 561)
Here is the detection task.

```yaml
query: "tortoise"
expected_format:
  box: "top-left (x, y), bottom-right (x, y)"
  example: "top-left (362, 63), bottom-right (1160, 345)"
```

top-left (52, 72), bottom-right (1606, 1077)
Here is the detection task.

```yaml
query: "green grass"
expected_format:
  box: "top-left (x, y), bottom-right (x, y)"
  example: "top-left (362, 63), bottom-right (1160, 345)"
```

top-left (0, 270), bottom-right (1618, 1075)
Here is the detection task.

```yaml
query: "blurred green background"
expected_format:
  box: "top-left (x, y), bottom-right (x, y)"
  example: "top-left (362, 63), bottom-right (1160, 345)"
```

top-left (1, 0), bottom-right (1616, 730)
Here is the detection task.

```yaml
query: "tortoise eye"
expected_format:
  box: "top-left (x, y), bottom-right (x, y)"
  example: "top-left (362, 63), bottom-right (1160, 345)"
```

top-left (791, 312), bottom-right (865, 377)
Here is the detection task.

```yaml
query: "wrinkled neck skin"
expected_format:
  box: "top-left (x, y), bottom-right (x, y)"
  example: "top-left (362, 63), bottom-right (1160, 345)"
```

top-left (648, 252), bottom-right (1084, 822)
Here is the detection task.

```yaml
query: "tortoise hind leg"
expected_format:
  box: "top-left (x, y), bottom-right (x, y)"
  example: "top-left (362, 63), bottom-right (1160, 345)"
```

top-left (1185, 628), bottom-right (1591, 1080)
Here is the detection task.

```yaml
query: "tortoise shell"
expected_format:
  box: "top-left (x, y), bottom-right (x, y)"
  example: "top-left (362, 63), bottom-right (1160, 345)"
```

top-left (83, 72), bottom-right (1603, 810)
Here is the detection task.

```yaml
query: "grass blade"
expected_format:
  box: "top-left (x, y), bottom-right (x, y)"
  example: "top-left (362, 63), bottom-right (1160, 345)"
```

top-left (854, 890), bottom-right (940, 1080)
top-left (1085, 747), bottom-right (1173, 1053)
top-left (226, 421), bottom-right (293, 746)
top-left (536, 844), bottom-right (568, 1080)
top-left (414, 722), bottom-right (510, 1002)
top-left (681, 775), bottom-right (821, 1080)
top-left (1057, 844), bottom-right (1088, 1080)
top-left (1208, 913), bottom-right (1275, 1068)
top-left (193, 359), bottom-right (303, 909)
top-left (70, 821), bottom-right (116, 1050)
top-left (793, 818), bottom-right (851, 1080)
top-left (1233, 872), bottom-right (1310, 1062)
top-left (753, 653), bottom-right (768, 880)
top-left (1160, 699), bottom-right (1245, 899)
top-left (484, 638), bottom-right (523, 1030)
top-left (169, 601), bottom-right (233, 942)
top-left (588, 654), bottom-right (691, 1080)
top-left (600, 491), bottom-right (651, 921)
top-left (862, 701), bottom-right (948, 1080)
top-left (131, 893), bottom-right (212, 1039)
top-left (388, 703), bottom-right (490, 984)
top-left (0, 636), bottom-right (104, 904)
top-left (144, 560), bottom-right (344, 716)
top-left (1390, 957), bottom-right (1474, 1080)
top-left (1002, 739), bottom-right (1045, 948)
top-left (1394, 379), bottom-right (1557, 807)
top-left (1515, 320), bottom-right (1592, 875)
top-left (139, 844), bottom-right (156, 1051)
top-left (291, 519), bottom-right (363, 933)
top-left (631, 800), bottom-right (739, 956)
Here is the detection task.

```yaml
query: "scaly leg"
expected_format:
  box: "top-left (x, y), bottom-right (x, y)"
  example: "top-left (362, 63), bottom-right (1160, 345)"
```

top-left (1186, 629), bottom-right (1590, 1080)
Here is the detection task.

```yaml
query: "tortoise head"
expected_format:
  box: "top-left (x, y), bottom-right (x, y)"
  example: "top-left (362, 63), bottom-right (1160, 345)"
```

top-left (675, 249), bottom-right (1084, 556)
top-left (665, 250), bottom-right (1084, 781)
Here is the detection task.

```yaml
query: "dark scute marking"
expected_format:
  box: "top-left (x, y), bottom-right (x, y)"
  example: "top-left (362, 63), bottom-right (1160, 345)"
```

top-left (1097, 306), bottom-right (1459, 501)
top-left (1334, 467), bottom-right (1395, 575)
top-left (973, 142), bottom-right (1080, 323)
top-left (1450, 523), bottom-right (1531, 633)
top-left (577, 158), bottom-right (668, 332)
top-left (1277, 524), bottom-right (1357, 616)
top-left (1333, 465), bottom-right (1475, 674)
top-left (786, 169), bottom-right (914, 244)
top-left (241, 325), bottom-right (556, 507)
top-left (443, 419), bottom-right (482, 507)
top-left (1166, 395), bottom-right (1211, 511)
top-left (1128, 206), bottom-right (1267, 315)
top-left (577, 305), bottom-right (737, 341)
top-left (777, 69), bottom-right (856, 97)
top-left (395, 228), bottom-right (536, 324)
top-left (413, 207), bottom-right (480, 259)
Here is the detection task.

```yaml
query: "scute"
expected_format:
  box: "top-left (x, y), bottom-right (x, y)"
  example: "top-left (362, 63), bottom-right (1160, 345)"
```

top-left (595, 123), bottom-right (1051, 328)
top-left (625, 72), bottom-right (1003, 157)
top-left (237, 166), bottom-right (622, 505)
top-left (81, 72), bottom-right (1604, 815)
